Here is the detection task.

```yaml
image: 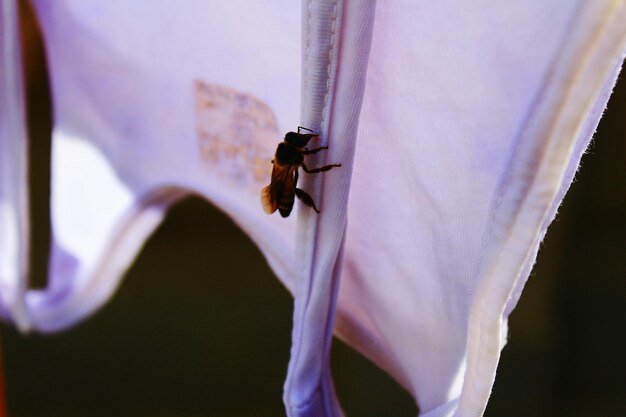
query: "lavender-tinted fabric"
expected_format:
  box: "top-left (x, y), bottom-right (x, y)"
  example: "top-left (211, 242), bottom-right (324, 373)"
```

top-left (285, 2), bottom-right (376, 416)
top-left (22, 0), bottom-right (301, 332)
top-left (0, 0), bottom-right (30, 331)
top-left (0, 1), bottom-right (624, 417)
top-left (334, 3), bottom-right (626, 416)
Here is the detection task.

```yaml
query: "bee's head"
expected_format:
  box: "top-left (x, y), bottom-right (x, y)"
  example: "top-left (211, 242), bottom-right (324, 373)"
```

top-left (284, 131), bottom-right (315, 148)
top-left (276, 142), bottom-right (303, 165)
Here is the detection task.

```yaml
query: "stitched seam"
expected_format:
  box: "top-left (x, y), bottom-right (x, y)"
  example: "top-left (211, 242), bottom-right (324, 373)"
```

top-left (319, 3), bottom-right (339, 135)
top-left (464, 3), bottom-right (587, 396)
top-left (287, 0), bottom-right (341, 413)
top-left (459, 2), bottom-right (626, 415)
top-left (311, 3), bottom-right (340, 415)
top-left (303, 0), bottom-right (314, 118)
top-left (284, 0), bottom-right (317, 410)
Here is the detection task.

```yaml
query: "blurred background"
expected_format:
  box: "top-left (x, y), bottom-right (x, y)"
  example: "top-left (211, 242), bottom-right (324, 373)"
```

top-left (1, 2), bottom-right (624, 416)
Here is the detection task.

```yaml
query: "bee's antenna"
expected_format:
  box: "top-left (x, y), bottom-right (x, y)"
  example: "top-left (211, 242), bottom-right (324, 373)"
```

top-left (298, 126), bottom-right (315, 134)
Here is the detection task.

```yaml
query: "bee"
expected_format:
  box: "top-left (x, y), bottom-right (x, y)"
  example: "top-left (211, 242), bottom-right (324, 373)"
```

top-left (261, 126), bottom-right (341, 217)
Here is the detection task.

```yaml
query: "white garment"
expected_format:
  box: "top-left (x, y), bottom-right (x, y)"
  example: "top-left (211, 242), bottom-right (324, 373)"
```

top-left (0, 1), bottom-right (624, 416)
top-left (0, 0), bottom-right (30, 331)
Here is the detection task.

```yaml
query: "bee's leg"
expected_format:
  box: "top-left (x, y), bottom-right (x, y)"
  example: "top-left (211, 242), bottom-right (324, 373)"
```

top-left (295, 188), bottom-right (320, 213)
top-left (301, 162), bottom-right (342, 174)
top-left (303, 135), bottom-right (319, 146)
top-left (301, 146), bottom-right (328, 155)
top-left (294, 168), bottom-right (321, 212)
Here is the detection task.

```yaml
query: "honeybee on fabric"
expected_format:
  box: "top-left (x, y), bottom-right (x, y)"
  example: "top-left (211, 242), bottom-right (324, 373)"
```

top-left (261, 127), bottom-right (341, 217)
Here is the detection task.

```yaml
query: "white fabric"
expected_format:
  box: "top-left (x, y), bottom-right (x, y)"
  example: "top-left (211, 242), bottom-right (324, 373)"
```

top-left (335, 3), bottom-right (626, 417)
top-left (0, 0), bottom-right (30, 331)
top-left (23, 0), bottom-right (301, 331)
top-left (0, 1), bottom-right (625, 416)
top-left (284, 2), bottom-right (376, 416)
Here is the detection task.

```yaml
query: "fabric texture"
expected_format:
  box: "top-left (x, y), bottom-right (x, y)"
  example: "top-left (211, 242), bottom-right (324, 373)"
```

top-left (0, 1), bottom-right (625, 416)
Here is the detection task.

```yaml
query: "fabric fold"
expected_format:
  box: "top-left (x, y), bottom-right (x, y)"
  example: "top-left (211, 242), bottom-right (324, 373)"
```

top-left (25, 131), bottom-right (191, 331)
top-left (1, 2), bottom-right (624, 417)
top-left (284, 1), bottom-right (377, 415)
top-left (0, 0), bottom-right (31, 331)
top-left (18, 0), bottom-right (303, 333)
top-left (331, 1), bottom-right (626, 416)
top-left (457, 3), bottom-right (626, 415)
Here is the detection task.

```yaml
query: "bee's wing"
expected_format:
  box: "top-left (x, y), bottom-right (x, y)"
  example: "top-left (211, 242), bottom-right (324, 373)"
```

top-left (261, 164), bottom-right (291, 214)
top-left (261, 184), bottom-right (278, 214)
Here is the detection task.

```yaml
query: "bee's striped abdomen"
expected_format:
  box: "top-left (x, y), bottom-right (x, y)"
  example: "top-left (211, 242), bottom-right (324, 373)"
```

top-left (278, 172), bottom-right (296, 217)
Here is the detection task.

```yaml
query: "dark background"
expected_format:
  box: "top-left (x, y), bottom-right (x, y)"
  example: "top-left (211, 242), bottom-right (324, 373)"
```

top-left (2, 2), bottom-right (624, 416)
